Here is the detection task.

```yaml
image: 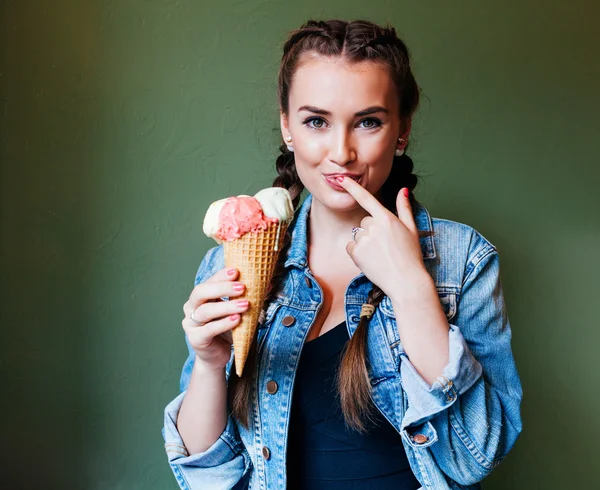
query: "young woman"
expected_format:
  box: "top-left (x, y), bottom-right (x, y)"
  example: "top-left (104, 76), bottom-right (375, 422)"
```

top-left (163, 19), bottom-right (523, 490)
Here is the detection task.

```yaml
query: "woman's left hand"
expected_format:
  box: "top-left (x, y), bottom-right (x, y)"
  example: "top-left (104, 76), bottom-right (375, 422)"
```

top-left (336, 176), bottom-right (431, 301)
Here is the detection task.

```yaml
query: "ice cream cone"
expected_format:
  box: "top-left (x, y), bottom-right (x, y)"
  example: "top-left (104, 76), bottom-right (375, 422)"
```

top-left (224, 219), bottom-right (288, 376)
top-left (203, 187), bottom-right (294, 375)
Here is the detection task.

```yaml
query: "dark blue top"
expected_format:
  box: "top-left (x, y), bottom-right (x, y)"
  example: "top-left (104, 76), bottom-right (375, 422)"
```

top-left (286, 321), bottom-right (421, 490)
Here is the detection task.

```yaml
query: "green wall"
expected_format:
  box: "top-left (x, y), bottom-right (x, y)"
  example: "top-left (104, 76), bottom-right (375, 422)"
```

top-left (2, 1), bottom-right (598, 488)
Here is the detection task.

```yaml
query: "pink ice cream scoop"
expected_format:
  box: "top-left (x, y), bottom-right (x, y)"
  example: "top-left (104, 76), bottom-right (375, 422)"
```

top-left (215, 196), bottom-right (279, 241)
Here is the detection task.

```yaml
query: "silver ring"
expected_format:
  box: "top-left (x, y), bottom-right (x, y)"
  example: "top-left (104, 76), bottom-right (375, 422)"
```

top-left (189, 309), bottom-right (204, 326)
top-left (351, 226), bottom-right (364, 242)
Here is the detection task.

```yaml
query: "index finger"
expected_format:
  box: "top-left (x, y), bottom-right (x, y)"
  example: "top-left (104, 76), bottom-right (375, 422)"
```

top-left (336, 175), bottom-right (389, 219)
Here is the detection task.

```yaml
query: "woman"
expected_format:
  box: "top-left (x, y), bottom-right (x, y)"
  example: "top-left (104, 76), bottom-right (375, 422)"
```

top-left (163, 19), bottom-right (523, 490)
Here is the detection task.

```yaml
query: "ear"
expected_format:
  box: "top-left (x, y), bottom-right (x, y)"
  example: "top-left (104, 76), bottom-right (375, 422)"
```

top-left (397, 119), bottom-right (412, 151)
top-left (401, 118), bottom-right (412, 137)
top-left (280, 112), bottom-right (290, 140)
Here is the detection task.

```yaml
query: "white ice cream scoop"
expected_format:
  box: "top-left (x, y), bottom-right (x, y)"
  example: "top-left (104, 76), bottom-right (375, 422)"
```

top-left (253, 187), bottom-right (294, 222)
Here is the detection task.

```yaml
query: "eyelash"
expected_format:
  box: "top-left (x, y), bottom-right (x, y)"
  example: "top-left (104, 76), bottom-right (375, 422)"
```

top-left (302, 117), bottom-right (383, 131)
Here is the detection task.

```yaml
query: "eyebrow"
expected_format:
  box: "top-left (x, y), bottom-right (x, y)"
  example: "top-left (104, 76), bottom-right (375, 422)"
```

top-left (298, 105), bottom-right (389, 117)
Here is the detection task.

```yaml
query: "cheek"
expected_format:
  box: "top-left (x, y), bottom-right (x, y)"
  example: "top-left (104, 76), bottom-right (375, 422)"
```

top-left (365, 135), bottom-right (395, 159)
top-left (289, 134), bottom-right (325, 177)
top-left (292, 157), bottom-right (319, 190)
top-left (294, 133), bottom-right (325, 159)
top-left (365, 159), bottom-right (393, 192)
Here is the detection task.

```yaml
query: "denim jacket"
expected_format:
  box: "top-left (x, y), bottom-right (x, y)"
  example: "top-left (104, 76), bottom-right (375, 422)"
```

top-left (163, 193), bottom-right (523, 490)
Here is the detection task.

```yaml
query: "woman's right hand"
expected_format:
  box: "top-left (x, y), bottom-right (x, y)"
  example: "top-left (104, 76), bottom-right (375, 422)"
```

top-left (182, 267), bottom-right (248, 371)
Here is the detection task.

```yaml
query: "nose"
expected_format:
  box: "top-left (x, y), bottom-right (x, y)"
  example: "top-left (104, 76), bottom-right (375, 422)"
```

top-left (328, 128), bottom-right (356, 166)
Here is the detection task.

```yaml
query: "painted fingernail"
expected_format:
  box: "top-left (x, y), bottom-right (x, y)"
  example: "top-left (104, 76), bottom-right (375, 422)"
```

top-left (336, 176), bottom-right (344, 183)
top-left (229, 314), bottom-right (240, 321)
top-left (236, 300), bottom-right (249, 308)
top-left (227, 268), bottom-right (236, 275)
top-left (233, 283), bottom-right (245, 291)
top-left (403, 188), bottom-right (409, 198)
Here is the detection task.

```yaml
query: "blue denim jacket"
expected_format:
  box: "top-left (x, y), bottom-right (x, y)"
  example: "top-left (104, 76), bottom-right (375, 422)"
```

top-left (163, 193), bottom-right (523, 490)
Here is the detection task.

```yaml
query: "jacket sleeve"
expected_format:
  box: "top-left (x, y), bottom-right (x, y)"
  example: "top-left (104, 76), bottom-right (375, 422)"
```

top-left (399, 240), bottom-right (523, 485)
top-left (161, 245), bottom-right (250, 490)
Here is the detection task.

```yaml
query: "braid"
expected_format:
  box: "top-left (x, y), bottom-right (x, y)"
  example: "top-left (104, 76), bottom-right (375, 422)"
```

top-left (337, 286), bottom-right (386, 429)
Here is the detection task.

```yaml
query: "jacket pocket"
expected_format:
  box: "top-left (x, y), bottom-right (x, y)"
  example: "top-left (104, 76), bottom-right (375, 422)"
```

top-left (435, 286), bottom-right (459, 321)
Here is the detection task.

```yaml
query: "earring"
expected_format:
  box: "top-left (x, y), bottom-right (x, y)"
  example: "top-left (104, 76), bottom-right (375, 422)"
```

top-left (395, 137), bottom-right (406, 157)
top-left (284, 134), bottom-right (293, 152)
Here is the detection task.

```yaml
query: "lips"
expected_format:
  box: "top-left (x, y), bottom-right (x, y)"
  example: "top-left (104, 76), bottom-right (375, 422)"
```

top-left (323, 173), bottom-right (363, 190)
top-left (324, 174), bottom-right (362, 182)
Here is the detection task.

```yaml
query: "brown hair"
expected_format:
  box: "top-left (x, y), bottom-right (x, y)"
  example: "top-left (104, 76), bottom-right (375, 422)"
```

top-left (228, 19), bottom-right (434, 432)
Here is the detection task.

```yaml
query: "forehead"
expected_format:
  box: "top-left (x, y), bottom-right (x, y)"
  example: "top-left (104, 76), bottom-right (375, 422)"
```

top-left (289, 54), bottom-right (397, 113)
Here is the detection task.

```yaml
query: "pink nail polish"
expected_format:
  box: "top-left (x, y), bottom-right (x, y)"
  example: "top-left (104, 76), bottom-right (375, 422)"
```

top-left (227, 268), bottom-right (236, 275)
top-left (403, 188), bottom-right (409, 198)
top-left (336, 176), bottom-right (344, 183)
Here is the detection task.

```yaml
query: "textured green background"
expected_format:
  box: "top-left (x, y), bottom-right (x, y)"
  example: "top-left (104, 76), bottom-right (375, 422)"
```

top-left (1, 1), bottom-right (599, 489)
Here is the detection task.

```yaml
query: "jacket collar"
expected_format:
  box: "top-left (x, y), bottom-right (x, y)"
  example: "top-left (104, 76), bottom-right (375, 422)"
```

top-left (284, 193), bottom-right (436, 269)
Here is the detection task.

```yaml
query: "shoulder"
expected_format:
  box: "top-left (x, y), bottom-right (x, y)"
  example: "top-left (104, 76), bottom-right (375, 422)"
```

top-left (413, 199), bottom-right (496, 262)
top-left (426, 213), bottom-right (500, 287)
top-left (430, 216), bottom-right (497, 256)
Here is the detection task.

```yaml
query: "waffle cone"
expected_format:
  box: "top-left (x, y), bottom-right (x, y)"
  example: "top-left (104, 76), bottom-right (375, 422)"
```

top-left (224, 220), bottom-right (288, 376)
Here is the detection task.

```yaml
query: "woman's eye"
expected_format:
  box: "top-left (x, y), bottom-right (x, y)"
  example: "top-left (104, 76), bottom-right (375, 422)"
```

top-left (304, 117), bottom-right (326, 129)
top-left (360, 118), bottom-right (382, 129)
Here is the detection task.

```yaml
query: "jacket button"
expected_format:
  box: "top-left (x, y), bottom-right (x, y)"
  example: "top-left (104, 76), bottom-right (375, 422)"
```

top-left (282, 315), bottom-right (296, 327)
top-left (266, 380), bottom-right (278, 394)
top-left (262, 446), bottom-right (271, 460)
top-left (413, 434), bottom-right (429, 444)
top-left (304, 276), bottom-right (312, 288)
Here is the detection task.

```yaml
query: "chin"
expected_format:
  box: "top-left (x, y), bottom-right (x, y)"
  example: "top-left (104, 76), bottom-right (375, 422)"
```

top-left (315, 184), bottom-right (362, 210)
